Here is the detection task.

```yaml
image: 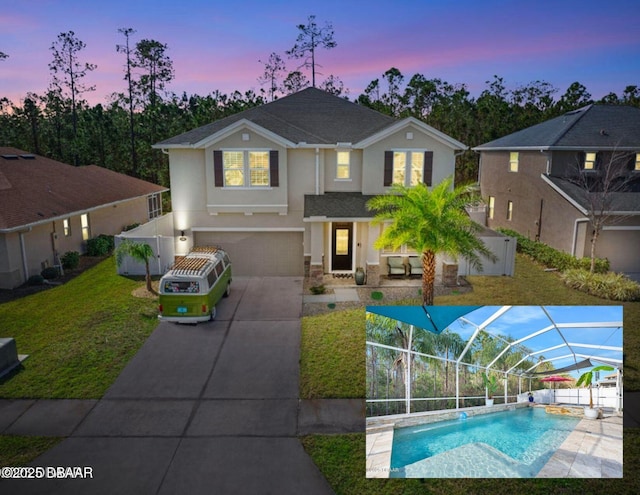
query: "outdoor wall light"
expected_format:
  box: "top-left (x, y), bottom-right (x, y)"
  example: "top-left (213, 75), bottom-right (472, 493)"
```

top-left (179, 230), bottom-right (187, 241)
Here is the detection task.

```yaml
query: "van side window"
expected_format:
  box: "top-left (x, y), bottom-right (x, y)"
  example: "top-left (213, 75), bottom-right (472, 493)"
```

top-left (207, 269), bottom-right (218, 288)
top-left (223, 254), bottom-right (230, 267)
top-left (215, 262), bottom-right (224, 277)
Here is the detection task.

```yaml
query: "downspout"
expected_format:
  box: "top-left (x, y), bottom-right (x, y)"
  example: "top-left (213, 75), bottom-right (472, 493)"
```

top-left (18, 227), bottom-right (32, 283)
top-left (315, 147), bottom-right (320, 195)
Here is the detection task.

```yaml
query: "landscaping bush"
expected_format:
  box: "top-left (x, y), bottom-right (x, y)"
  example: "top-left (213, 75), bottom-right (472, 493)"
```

top-left (40, 267), bottom-right (60, 280)
top-left (60, 251), bottom-right (80, 270)
top-left (122, 223), bottom-right (140, 232)
top-left (86, 234), bottom-right (114, 256)
top-left (27, 275), bottom-right (45, 286)
top-left (561, 269), bottom-right (640, 301)
top-left (497, 228), bottom-right (609, 273)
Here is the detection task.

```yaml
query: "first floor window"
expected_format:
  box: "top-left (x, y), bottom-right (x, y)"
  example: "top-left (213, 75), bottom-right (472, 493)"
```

top-left (635, 152), bottom-right (640, 171)
top-left (148, 193), bottom-right (162, 219)
top-left (81, 214), bottom-right (90, 241)
top-left (488, 196), bottom-right (495, 220)
top-left (506, 200), bottom-right (513, 221)
top-left (63, 218), bottom-right (71, 237)
top-left (336, 151), bottom-right (350, 179)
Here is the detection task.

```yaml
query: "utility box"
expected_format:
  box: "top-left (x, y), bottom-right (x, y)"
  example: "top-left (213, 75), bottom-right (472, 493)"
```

top-left (0, 338), bottom-right (20, 377)
top-left (442, 261), bottom-right (458, 286)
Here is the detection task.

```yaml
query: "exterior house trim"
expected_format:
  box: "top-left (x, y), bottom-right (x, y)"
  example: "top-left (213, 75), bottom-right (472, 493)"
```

top-left (540, 174), bottom-right (588, 215)
top-left (191, 227), bottom-right (305, 232)
top-left (354, 117), bottom-right (467, 150)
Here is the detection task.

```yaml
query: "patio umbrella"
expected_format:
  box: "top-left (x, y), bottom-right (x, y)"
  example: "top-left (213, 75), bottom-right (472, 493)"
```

top-left (539, 376), bottom-right (573, 403)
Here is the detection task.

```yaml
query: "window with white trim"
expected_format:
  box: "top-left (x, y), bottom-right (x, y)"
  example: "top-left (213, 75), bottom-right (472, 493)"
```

top-left (336, 151), bottom-right (350, 179)
top-left (81, 214), bottom-right (90, 241)
top-left (223, 150), bottom-right (270, 187)
top-left (584, 152), bottom-right (597, 170)
top-left (488, 196), bottom-right (495, 220)
top-left (509, 152), bottom-right (519, 172)
top-left (148, 193), bottom-right (162, 219)
top-left (63, 218), bottom-right (71, 237)
top-left (393, 151), bottom-right (424, 186)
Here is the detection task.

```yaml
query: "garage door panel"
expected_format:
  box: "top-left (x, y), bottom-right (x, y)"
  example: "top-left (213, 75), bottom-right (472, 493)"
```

top-left (195, 232), bottom-right (303, 276)
top-left (596, 230), bottom-right (640, 274)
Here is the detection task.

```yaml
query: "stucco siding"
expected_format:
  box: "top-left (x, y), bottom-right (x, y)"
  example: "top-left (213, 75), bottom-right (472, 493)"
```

top-left (324, 149), bottom-right (362, 193)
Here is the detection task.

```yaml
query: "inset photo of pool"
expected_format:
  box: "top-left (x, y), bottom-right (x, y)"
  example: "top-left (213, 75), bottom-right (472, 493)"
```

top-left (365, 305), bottom-right (623, 478)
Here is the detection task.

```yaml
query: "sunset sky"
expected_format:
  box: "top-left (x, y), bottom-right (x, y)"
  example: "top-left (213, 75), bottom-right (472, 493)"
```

top-left (1, 0), bottom-right (639, 106)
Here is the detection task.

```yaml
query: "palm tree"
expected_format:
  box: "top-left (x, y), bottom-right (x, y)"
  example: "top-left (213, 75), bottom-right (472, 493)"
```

top-left (576, 365), bottom-right (615, 409)
top-left (115, 239), bottom-right (157, 295)
top-left (367, 177), bottom-right (495, 305)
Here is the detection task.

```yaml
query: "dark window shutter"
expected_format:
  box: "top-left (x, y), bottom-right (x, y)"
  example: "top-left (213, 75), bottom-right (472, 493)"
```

top-left (269, 150), bottom-right (279, 187)
top-left (423, 151), bottom-right (433, 186)
top-left (384, 151), bottom-right (393, 186)
top-left (214, 150), bottom-right (223, 187)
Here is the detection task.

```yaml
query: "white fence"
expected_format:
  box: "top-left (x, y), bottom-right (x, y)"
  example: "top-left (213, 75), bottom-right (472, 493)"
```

top-left (458, 232), bottom-right (517, 277)
top-left (517, 387), bottom-right (622, 410)
top-left (115, 213), bottom-right (176, 276)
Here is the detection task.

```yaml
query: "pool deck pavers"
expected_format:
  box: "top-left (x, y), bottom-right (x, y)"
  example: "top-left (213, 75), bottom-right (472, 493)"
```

top-left (0, 276), bottom-right (366, 494)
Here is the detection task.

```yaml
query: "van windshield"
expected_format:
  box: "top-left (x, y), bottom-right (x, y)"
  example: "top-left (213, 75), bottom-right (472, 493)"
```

top-left (163, 280), bottom-right (200, 293)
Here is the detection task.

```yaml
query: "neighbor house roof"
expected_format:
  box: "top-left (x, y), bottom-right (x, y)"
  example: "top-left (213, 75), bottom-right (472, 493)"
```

top-left (155, 88), bottom-right (396, 148)
top-left (473, 105), bottom-right (640, 151)
top-left (0, 148), bottom-right (168, 232)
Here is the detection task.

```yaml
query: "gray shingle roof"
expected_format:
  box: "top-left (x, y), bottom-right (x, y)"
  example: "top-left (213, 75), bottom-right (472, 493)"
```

top-left (156, 87), bottom-right (396, 147)
top-left (545, 175), bottom-right (640, 213)
top-left (304, 192), bottom-right (378, 218)
top-left (474, 105), bottom-right (640, 150)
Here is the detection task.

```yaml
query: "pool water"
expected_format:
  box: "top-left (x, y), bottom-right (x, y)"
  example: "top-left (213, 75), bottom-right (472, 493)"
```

top-left (390, 407), bottom-right (580, 478)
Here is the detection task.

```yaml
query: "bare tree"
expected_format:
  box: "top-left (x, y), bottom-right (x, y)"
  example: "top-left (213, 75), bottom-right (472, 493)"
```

top-left (286, 15), bottom-right (336, 88)
top-left (319, 75), bottom-right (347, 96)
top-left (566, 148), bottom-right (636, 272)
top-left (258, 52), bottom-right (287, 101)
top-left (49, 31), bottom-right (96, 166)
top-left (117, 28), bottom-right (138, 176)
top-left (282, 71), bottom-right (309, 95)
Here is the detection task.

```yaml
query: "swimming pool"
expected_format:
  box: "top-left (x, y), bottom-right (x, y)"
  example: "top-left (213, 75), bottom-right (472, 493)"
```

top-left (390, 407), bottom-right (581, 478)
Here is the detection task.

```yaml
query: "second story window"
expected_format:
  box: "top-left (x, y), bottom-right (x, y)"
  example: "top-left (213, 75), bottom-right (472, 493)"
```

top-left (336, 151), bottom-right (350, 179)
top-left (584, 152), bottom-right (597, 170)
top-left (222, 150), bottom-right (271, 187)
top-left (509, 152), bottom-right (519, 172)
top-left (393, 151), bottom-right (424, 186)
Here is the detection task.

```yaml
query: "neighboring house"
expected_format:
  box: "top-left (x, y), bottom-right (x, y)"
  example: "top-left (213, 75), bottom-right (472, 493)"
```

top-left (0, 148), bottom-right (168, 289)
top-left (474, 105), bottom-right (640, 280)
top-left (154, 87), bottom-right (511, 283)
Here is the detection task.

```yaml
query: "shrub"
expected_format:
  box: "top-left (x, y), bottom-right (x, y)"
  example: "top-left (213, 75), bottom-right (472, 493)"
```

top-left (61, 251), bottom-right (80, 270)
top-left (27, 275), bottom-right (45, 286)
top-left (86, 234), bottom-right (114, 256)
top-left (497, 228), bottom-right (609, 273)
top-left (41, 267), bottom-right (60, 280)
top-left (122, 223), bottom-right (140, 232)
top-left (310, 285), bottom-right (326, 295)
top-left (561, 269), bottom-right (640, 301)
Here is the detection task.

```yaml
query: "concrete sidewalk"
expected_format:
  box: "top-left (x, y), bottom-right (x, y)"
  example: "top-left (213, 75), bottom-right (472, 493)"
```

top-left (0, 277), bottom-right (364, 494)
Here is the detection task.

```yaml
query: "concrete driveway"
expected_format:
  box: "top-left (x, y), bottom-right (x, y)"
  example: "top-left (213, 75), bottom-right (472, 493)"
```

top-left (1, 277), bottom-right (341, 494)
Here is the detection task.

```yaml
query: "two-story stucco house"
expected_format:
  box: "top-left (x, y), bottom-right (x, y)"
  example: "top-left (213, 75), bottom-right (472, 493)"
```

top-left (154, 88), bottom-right (469, 283)
top-left (474, 105), bottom-right (640, 280)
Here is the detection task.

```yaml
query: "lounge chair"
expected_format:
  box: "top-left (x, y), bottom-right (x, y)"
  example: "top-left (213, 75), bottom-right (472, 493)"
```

top-left (387, 256), bottom-right (406, 277)
top-left (406, 256), bottom-right (422, 277)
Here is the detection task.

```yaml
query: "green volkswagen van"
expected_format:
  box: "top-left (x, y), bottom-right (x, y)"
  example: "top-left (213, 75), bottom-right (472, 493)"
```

top-left (158, 247), bottom-right (232, 323)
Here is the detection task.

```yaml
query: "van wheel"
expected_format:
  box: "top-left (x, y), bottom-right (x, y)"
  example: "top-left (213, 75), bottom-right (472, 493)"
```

top-left (209, 305), bottom-right (217, 321)
top-left (223, 282), bottom-right (231, 298)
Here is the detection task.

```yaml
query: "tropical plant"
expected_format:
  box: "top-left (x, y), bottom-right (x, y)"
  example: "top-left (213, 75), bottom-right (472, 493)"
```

top-left (367, 177), bottom-right (495, 305)
top-left (114, 239), bottom-right (157, 295)
top-left (575, 365), bottom-right (615, 408)
top-left (482, 372), bottom-right (500, 399)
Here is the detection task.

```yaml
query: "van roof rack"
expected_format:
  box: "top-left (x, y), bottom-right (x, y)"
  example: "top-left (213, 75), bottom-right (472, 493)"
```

top-left (168, 246), bottom-right (224, 275)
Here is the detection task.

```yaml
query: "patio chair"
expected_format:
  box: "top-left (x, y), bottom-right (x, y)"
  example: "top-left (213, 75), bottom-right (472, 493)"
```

top-left (406, 256), bottom-right (422, 277)
top-left (387, 256), bottom-right (406, 277)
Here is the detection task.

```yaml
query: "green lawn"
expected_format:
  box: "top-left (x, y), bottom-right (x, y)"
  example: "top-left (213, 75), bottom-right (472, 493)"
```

top-left (0, 257), bottom-right (159, 399)
top-left (300, 253), bottom-right (639, 494)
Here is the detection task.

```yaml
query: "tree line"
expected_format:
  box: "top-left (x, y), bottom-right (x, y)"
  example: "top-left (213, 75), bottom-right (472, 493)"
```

top-left (1, 22), bottom-right (639, 187)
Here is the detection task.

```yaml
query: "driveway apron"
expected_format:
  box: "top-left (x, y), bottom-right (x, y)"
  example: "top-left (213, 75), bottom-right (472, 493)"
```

top-left (2, 276), bottom-right (335, 495)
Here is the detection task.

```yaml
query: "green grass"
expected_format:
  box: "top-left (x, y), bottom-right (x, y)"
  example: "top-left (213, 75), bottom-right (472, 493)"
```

top-left (0, 257), bottom-right (159, 399)
top-left (0, 436), bottom-right (63, 466)
top-left (300, 253), bottom-right (640, 494)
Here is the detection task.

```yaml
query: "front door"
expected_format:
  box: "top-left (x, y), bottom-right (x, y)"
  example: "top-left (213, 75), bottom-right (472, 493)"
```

top-left (331, 222), bottom-right (353, 271)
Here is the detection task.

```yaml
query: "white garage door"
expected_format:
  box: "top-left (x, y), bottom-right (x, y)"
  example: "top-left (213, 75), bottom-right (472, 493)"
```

top-left (596, 229), bottom-right (640, 277)
top-left (194, 231), bottom-right (304, 276)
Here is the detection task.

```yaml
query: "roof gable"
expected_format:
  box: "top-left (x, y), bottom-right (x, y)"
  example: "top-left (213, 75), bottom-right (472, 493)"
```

top-left (474, 105), bottom-right (640, 151)
top-left (354, 117), bottom-right (467, 150)
top-left (0, 147), bottom-right (167, 231)
top-left (155, 87), bottom-right (397, 148)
